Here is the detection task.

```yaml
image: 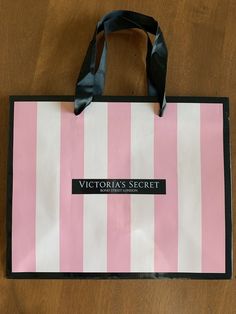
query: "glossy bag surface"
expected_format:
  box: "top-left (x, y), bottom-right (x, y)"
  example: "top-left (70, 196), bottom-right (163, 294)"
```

top-left (7, 95), bottom-right (231, 279)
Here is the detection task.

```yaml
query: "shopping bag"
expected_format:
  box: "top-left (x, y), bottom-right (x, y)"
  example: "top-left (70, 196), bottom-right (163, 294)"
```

top-left (7, 10), bottom-right (232, 279)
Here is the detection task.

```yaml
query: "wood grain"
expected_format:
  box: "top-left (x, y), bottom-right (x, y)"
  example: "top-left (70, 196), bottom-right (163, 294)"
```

top-left (0, 0), bottom-right (235, 313)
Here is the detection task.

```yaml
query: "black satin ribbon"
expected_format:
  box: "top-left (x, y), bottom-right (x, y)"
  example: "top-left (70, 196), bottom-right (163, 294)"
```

top-left (96, 16), bottom-right (155, 94)
top-left (75, 12), bottom-right (155, 114)
top-left (75, 10), bottom-right (168, 116)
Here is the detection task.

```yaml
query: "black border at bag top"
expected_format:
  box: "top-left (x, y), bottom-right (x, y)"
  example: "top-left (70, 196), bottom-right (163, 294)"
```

top-left (6, 95), bottom-right (232, 280)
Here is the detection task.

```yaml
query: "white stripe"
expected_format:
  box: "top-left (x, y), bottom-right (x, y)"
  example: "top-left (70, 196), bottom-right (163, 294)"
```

top-left (83, 102), bottom-right (107, 272)
top-left (177, 103), bottom-right (202, 272)
top-left (36, 102), bottom-right (61, 272)
top-left (131, 103), bottom-right (154, 272)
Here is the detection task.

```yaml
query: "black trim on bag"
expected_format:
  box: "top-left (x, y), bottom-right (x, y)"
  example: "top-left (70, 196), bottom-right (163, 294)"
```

top-left (6, 100), bottom-right (14, 278)
top-left (8, 95), bottom-right (230, 103)
top-left (6, 95), bottom-right (232, 280)
top-left (222, 98), bottom-right (232, 280)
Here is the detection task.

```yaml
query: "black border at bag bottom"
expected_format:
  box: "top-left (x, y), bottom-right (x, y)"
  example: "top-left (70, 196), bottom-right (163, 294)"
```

top-left (6, 95), bottom-right (232, 280)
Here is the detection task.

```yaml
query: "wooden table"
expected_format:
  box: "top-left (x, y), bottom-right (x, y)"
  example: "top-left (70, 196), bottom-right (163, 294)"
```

top-left (0, 1), bottom-right (235, 313)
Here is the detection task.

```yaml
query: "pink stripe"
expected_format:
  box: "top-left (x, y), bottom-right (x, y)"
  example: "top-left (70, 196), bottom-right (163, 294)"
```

top-left (60, 102), bottom-right (84, 271)
top-left (12, 102), bottom-right (37, 272)
top-left (107, 103), bottom-right (131, 272)
top-left (201, 104), bottom-right (225, 272)
top-left (154, 103), bottom-right (178, 272)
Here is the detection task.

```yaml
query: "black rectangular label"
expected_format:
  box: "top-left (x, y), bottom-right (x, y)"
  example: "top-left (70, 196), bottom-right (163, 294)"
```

top-left (72, 179), bottom-right (166, 194)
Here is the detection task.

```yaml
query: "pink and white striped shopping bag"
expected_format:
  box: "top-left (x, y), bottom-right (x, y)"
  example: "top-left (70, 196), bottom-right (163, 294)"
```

top-left (7, 96), bottom-right (232, 279)
top-left (7, 11), bottom-right (232, 279)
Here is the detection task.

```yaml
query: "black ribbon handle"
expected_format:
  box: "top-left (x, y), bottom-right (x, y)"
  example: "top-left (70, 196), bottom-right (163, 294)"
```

top-left (75, 10), bottom-right (168, 116)
top-left (94, 15), bottom-right (154, 96)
